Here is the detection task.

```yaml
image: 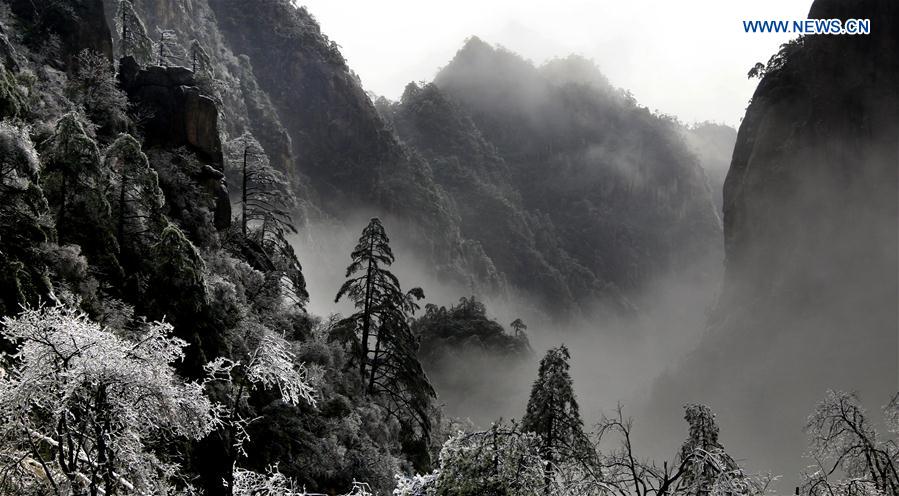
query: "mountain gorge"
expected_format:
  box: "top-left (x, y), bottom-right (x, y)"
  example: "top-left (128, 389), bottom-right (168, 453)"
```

top-left (114, 0), bottom-right (727, 319)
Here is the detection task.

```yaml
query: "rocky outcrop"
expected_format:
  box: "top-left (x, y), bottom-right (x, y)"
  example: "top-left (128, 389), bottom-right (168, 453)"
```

top-left (118, 57), bottom-right (223, 165)
top-left (118, 56), bottom-right (230, 229)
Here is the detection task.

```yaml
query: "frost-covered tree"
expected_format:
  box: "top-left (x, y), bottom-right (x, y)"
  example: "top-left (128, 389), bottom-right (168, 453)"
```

top-left (232, 465), bottom-right (373, 496)
top-left (0, 303), bottom-right (220, 495)
top-left (156, 29), bottom-right (186, 67)
top-left (801, 391), bottom-right (899, 496)
top-left (42, 113), bottom-right (122, 280)
top-left (225, 132), bottom-right (295, 240)
top-left (679, 404), bottom-right (744, 496)
top-left (205, 322), bottom-right (316, 495)
top-left (0, 122), bottom-right (49, 314)
top-left (190, 39), bottom-right (213, 77)
top-left (103, 133), bottom-right (166, 260)
top-left (66, 50), bottom-right (129, 136)
top-left (225, 132), bottom-right (308, 309)
top-left (115, 0), bottom-right (154, 64)
top-left (145, 223), bottom-right (209, 336)
top-left (189, 39), bottom-right (220, 97)
top-left (522, 345), bottom-right (594, 493)
top-left (429, 423), bottom-right (545, 496)
top-left (597, 405), bottom-right (767, 496)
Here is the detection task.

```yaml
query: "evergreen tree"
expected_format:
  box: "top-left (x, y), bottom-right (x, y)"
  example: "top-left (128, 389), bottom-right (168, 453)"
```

top-left (66, 50), bottom-right (129, 136)
top-left (42, 113), bottom-right (122, 281)
top-left (0, 122), bottom-right (49, 315)
top-left (156, 28), bottom-right (186, 67)
top-left (335, 218), bottom-right (436, 466)
top-left (522, 345), bottom-right (593, 493)
top-left (225, 132), bottom-right (295, 239)
top-left (510, 318), bottom-right (527, 337)
top-left (335, 218), bottom-right (402, 381)
top-left (103, 133), bottom-right (167, 262)
top-left (190, 39), bottom-right (213, 76)
top-left (678, 404), bottom-right (744, 496)
top-left (225, 132), bottom-right (307, 309)
top-left (115, 0), bottom-right (153, 64)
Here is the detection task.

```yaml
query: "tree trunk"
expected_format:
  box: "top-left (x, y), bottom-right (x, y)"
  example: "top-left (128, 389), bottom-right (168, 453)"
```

top-left (360, 235), bottom-right (376, 383)
top-left (241, 146), bottom-right (248, 237)
top-left (117, 166), bottom-right (127, 251)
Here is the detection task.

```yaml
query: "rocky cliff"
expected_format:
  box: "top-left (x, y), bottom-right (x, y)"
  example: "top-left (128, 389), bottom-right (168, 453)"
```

top-left (648, 0), bottom-right (898, 482)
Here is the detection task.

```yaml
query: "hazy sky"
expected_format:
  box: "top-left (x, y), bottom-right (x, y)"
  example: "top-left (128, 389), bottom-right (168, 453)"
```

top-left (296, 0), bottom-right (811, 127)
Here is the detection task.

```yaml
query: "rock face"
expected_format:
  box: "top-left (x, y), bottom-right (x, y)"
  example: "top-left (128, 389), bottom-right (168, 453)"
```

top-left (9, 0), bottom-right (113, 68)
top-left (118, 56), bottom-right (231, 229)
top-left (118, 57), bottom-right (223, 165)
top-left (648, 0), bottom-right (898, 483)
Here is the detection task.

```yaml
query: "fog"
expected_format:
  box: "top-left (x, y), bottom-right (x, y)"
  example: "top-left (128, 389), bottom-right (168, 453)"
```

top-left (294, 211), bottom-right (722, 446)
top-left (297, 0), bottom-right (810, 126)
top-left (288, 0), bottom-right (896, 490)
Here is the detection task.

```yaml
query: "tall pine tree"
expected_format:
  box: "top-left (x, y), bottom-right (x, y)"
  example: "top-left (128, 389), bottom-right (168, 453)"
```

top-left (335, 217), bottom-right (401, 381)
top-left (335, 218), bottom-right (435, 468)
top-left (522, 345), bottom-right (594, 493)
top-left (42, 113), bottom-right (122, 282)
top-left (224, 132), bottom-right (307, 309)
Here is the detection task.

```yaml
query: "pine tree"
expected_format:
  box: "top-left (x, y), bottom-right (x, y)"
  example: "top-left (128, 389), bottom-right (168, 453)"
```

top-left (115, 0), bottom-right (153, 64)
top-left (42, 113), bottom-right (122, 281)
top-left (335, 218), bottom-right (436, 465)
top-left (679, 404), bottom-right (741, 496)
top-left (335, 217), bottom-right (402, 381)
top-left (156, 29), bottom-right (186, 67)
top-left (190, 39), bottom-right (213, 76)
top-left (225, 132), bottom-right (295, 239)
top-left (225, 132), bottom-right (307, 309)
top-left (66, 50), bottom-right (129, 136)
top-left (0, 122), bottom-right (49, 314)
top-left (103, 134), bottom-right (167, 260)
top-left (522, 345), bottom-right (593, 493)
top-left (510, 318), bottom-right (527, 338)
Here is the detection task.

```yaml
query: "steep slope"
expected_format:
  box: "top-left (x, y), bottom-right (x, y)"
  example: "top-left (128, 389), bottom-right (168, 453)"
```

top-left (205, 0), bottom-right (468, 263)
top-left (647, 0), bottom-right (898, 482)
top-left (125, 0), bottom-right (723, 319)
top-left (683, 122), bottom-right (737, 213)
top-left (387, 41), bottom-right (722, 313)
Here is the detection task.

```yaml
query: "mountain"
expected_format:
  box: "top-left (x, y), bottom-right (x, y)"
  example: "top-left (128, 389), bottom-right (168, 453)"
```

top-left (104, 0), bottom-right (727, 319)
top-left (381, 41), bottom-right (723, 316)
top-left (646, 0), bottom-right (898, 483)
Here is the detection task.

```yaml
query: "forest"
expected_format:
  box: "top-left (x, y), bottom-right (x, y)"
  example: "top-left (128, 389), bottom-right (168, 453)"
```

top-left (0, 0), bottom-right (896, 495)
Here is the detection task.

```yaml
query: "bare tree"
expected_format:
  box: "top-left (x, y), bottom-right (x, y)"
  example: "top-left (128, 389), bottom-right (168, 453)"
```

top-left (802, 391), bottom-right (899, 496)
top-left (597, 405), bottom-right (770, 496)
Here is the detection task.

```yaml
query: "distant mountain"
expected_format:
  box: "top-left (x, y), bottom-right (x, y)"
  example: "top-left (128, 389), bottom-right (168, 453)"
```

top-left (381, 38), bottom-right (722, 315)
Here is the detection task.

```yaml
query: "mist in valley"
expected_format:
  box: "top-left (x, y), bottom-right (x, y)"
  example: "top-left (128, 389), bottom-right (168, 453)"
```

top-left (0, 0), bottom-right (893, 493)
top-left (292, 7), bottom-right (897, 488)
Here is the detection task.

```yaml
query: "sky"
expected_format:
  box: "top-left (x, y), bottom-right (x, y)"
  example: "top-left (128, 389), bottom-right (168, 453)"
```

top-left (296, 0), bottom-right (811, 127)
